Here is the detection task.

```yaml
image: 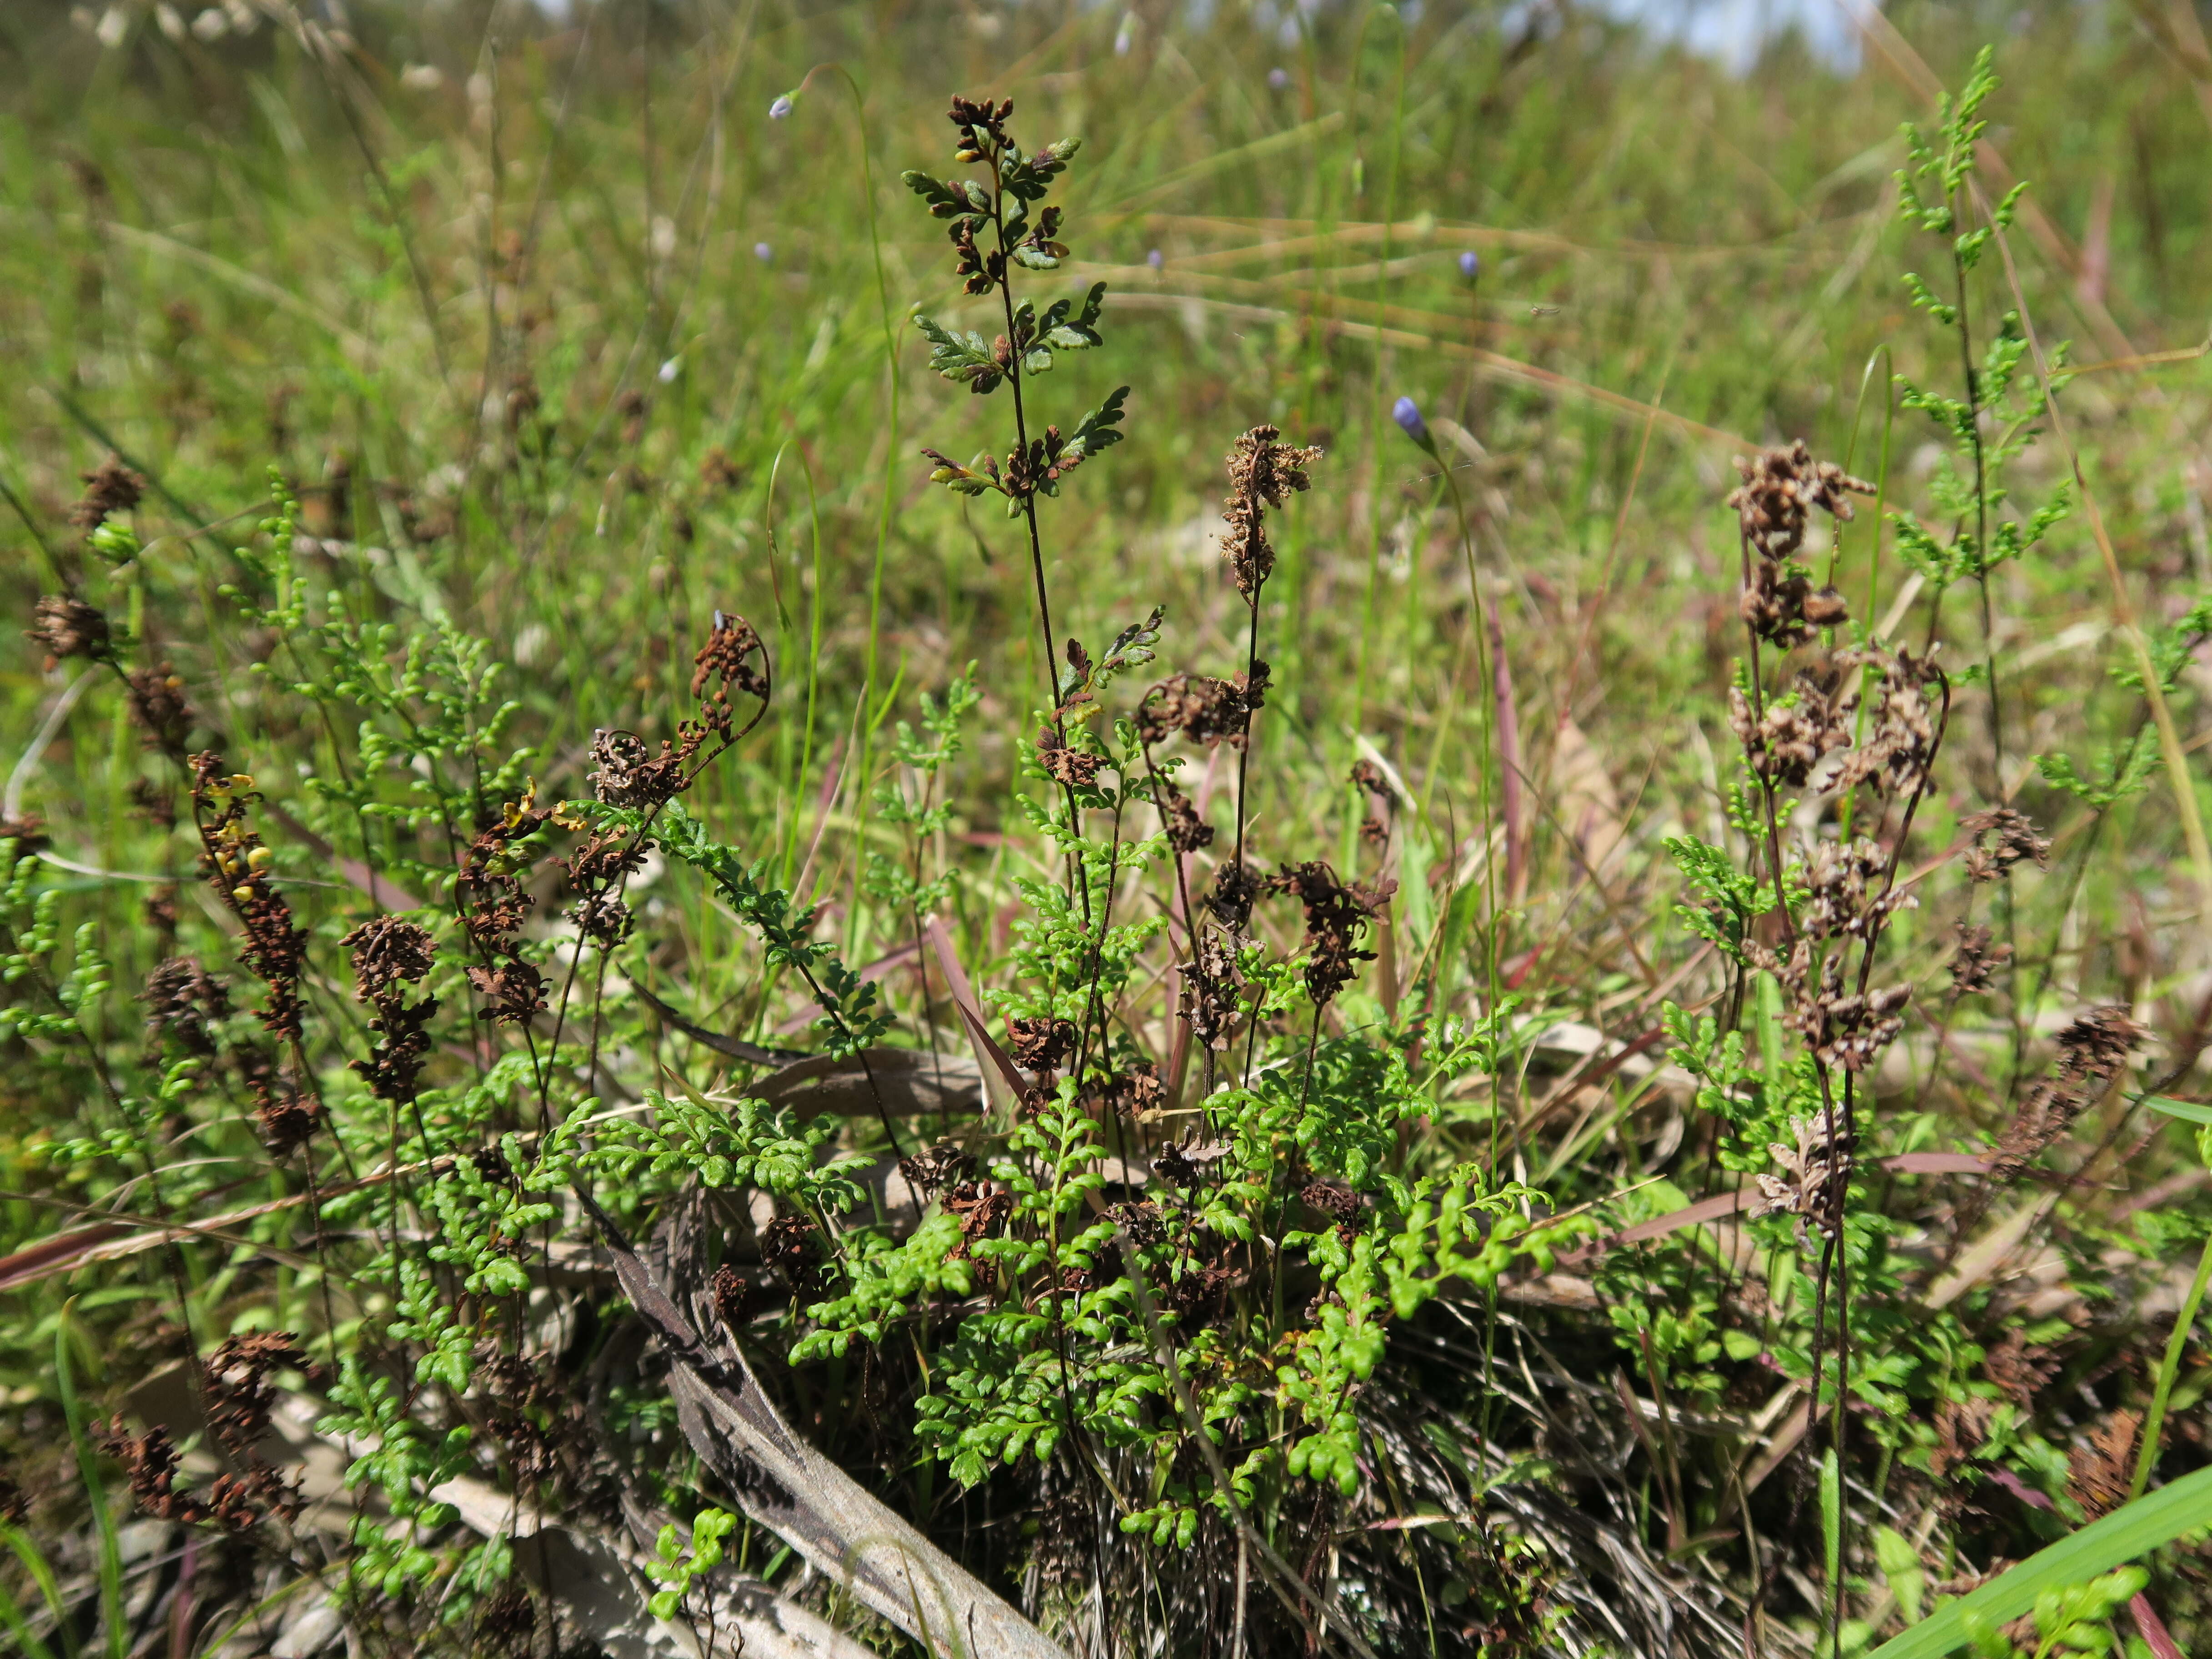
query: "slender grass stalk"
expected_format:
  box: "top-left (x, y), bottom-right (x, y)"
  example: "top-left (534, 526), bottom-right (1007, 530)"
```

top-left (55, 1311), bottom-right (126, 1659)
top-left (2129, 1230), bottom-right (2212, 1502)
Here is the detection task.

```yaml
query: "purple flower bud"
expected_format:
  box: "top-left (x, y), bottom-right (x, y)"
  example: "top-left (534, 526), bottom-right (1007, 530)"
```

top-left (1392, 396), bottom-right (1431, 448)
top-left (754, 242), bottom-right (774, 264)
top-left (768, 94), bottom-right (794, 121)
top-left (1146, 248), bottom-right (1163, 271)
top-left (1458, 250), bottom-right (1480, 281)
top-left (1267, 67), bottom-right (1291, 90)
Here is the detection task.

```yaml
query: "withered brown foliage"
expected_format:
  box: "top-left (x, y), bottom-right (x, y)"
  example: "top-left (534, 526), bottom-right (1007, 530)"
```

top-left (343, 915), bottom-right (440, 1102)
top-left (1139, 672), bottom-right (1262, 751)
top-left (188, 757), bottom-right (306, 1034)
top-left (1266, 860), bottom-right (1394, 1008)
top-left (1993, 1005), bottom-right (2145, 1177)
top-left (29, 594), bottom-right (111, 667)
top-left (1729, 665), bottom-right (1856, 788)
top-left (1352, 758), bottom-right (1393, 847)
top-left (1035, 724), bottom-right (1102, 788)
top-left (1219, 423), bottom-right (1320, 598)
top-left (2066, 1410), bottom-right (2140, 1521)
top-left (1949, 921), bottom-right (2011, 999)
top-left (898, 1143), bottom-right (976, 1197)
top-left (342, 914), bottom-right (437, 1000)
top-left (70, 455), bottom-right (146, 529)
top-left (1156, 779), bottom-right (1214, 854)
top-left (1961, 806), bottom-right (2050, 884)
top-left (1749, 1107), bottom-right (1851, 1238)
top-left (1177, 930), bottom-right (1243, 1051)
top-left (124, 663), bottom-right (195, 757)
top-left (1729, 440), bottom-right (1873, 563)
top-left (142, 956), bottom-right (229, 1056)
top-left (1007, 1015), bottom-right (1078, 1077)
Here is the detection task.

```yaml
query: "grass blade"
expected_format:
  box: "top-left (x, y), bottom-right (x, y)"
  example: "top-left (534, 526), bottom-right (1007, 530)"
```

top-left (55, 1311), bottom-right (127, 1659)
top-left (1863, 1464), bottom-right (2212, 1659)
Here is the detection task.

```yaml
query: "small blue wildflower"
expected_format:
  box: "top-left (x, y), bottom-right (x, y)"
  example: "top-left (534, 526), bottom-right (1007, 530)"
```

top-left (754, 242), bottom-right (774, 264)
top-left (1392, 396), bottom-right (1433, 450)
top-left (1267, 67), bottom-right (1291, 90)
top-left (1146, 248), bottom-right (1163, 271)
top-left (768, 94), bottom-right (794, 121)
top-left (1458, 250), bottom-right (1480, 281)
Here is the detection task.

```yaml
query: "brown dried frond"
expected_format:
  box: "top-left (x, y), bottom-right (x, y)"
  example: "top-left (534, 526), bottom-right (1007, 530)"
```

top-left (203, 1332), bottom-right (312, 1461)
top-left (1203, 860), bottom-right (1261, 931)
top-left (898, 1143), bottom-right (975, 1197)
top-left (1035, 724), bottom-right (1102, 788)
top-left (1961, 807), bottom-right (2050, 885)
top-left (711, 1264), bottom-right (758, 1330)
top-left (1139, 673), bottom-right (1258, 750)
top-left (1301, 1181), bottom-right (1362, 1244)
top-left (1992, 1005), bottom-right (2144, 1177)
top-left (947, 94), bottom-right (1015, 159)
top-left (1162, 1263), bottom-right (1238, 1328)
top-left (1755, 940), bottom-right (1910, 1072)
top-left (70, 455), bottom-right (146, 530)
top-left (568, 889), bottom-right (635, 947)
top-left (1153, 1136), bottom-right (1221, 1190)
top-left (1930, 1394), bottom-right (1997, 1485)
top-left (341, 915), bottom-right (437, 1001)
top-left (2066, 1411), bottom-right (2140, 1521)
top-left (251, 1066), bottom-right (323, 1156)
top-left (759, 1214), bottom-right (823, 1287)
top-left (1982, 1330), bottom-right (2057, 1412)
top-left (203, 1464), bottom-right (302, 1532)
top-left (1096, 1061), bottom-right (1163, 1120)
top-left (1749, 1107), bottom-right (1851, 1237)
top-left (1266, 860), bottom-right (1395, 1007)
top-left (2055, 1004), bottom-right (2143, 1078)
top-left (559, 827), bottom-right (645, 947)
top-left (1156, 778), bottom-right (1214, 854)
top-left (0, 813), bottom-right (49, 853)
top-left (560, 830), bottom-right (645, 891)
top-left (1109, 1199), bottom-right (1164, 1248)
top-left (1177, 928), bottom-right (1243, 1050)
top-left (352, 993), bottom-right (438, 1103)
top-left (941, 1180), bottom-right (1014, 1258)
top-left (1949, 922), bottom-right (2011, 999)
top-left (1220, 424), bottom-right (1322, 598)
top-left (1727, 441), bottom-right (1872, 563)
top-left (124, 664), bottom-right (194, 756)
top-left (29, 594), bottom-right (111, 667)
top-left (143, 956), bottom-right (229, 1056)
top-left (1007, 1015), bottom-right (1078, 1077)
top-left (1738, 560), bottom-right (1816, 649)
top-left (1833, 646), bottom-right (1944, 799)
top-left (131, 781), bottom-right (178, 830)
top-left (99, 1423), bottom-right (212, 1525)
top-left (1352, 758), bottom-right (1393, 846)
top-left (1800, 837), bottom-right (1912, 942)
top-left (1729, 669), bottom-right (1857, 788)
top-left (689, 610), bottom-right (769, 737)
top-left (468, 958), bottom-right (547, 1027)
top-left (587, 727), bottom-right (698, 809)
top-left (188, 754), bottom-right (310, 1044)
